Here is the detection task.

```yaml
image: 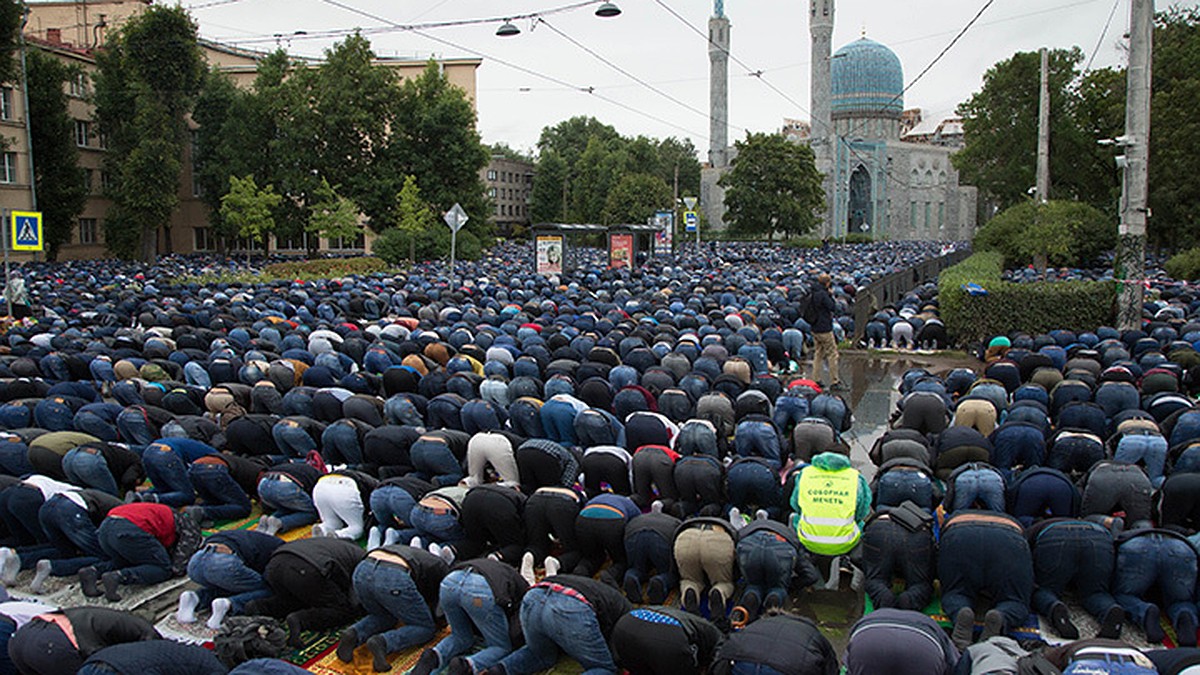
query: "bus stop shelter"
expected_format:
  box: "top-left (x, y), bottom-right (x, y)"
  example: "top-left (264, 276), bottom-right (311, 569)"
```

top-left (530, 222), bottom-right (668, 274)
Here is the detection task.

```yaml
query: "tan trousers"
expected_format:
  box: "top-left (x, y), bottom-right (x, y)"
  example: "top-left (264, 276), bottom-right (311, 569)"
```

top-left (953, 398), bottom-right (998, 437)
top-left (673, 526), bottom-right (736, 602)
top-left (812, 331), bottom-right (841, 385)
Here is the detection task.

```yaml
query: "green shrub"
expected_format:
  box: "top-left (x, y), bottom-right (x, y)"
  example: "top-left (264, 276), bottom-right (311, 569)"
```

top-left (939, 251), bottom-right (1116, 345)
top-left (843, 233), bottom-right (874, 244)
top-left (262, 257), bottom-right (391, 279)
top-left (372, 226), bottom-right (484, 266)
top-left (1166, 247), bottom-right (1200, 282)
top-left (783, 238), bottom-right (823, 249)
top-left (973, 200), bottom-right (1116, 267)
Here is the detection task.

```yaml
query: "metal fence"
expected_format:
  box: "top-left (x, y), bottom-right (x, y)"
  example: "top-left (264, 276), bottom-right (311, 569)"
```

top-left (851, 248), bottom-right (973, 344)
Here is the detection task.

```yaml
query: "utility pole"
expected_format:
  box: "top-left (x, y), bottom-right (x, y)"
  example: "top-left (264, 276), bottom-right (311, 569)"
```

top-left (19, 2), bottom-right (36, 212)
top-left (672, 162), bottom-right (679, 254)
top-left (1116, 0), bottom-right (1153, 330)
top-left (1036, 47), bottom-right (1051, 203)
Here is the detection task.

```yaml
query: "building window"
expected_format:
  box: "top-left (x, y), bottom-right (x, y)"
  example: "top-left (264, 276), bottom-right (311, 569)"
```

top-left (194, 227), bottom-right (214, 251)
top-left (0, 153), bottom-right (15, 183)
top-left (77, 218), bottom-right (97, 244)
top-left (100, 171), bottom-right (113, 192)
top-left (487, 187), bottom-right (496, 198)
top-left (909, 201), bottom-right (916, 231)
top-left (330, 231), bottom-right (365, 250)
top-left (74, 120), bottom-right (90, 147)
top-left (192, 172), bottom-right (204, 198)
top-left (925, 202), bottom-right (932, 235)
top-left (938, 202), bottom-right (945, 232)
top-left (487, 169), bottom-right (497, 181)
top-left (83, 168), bottom-right (93, 193)
top-left (68, 73), bottom-right (89, 98)
top-left (0, 88), bottom-right (11, 121)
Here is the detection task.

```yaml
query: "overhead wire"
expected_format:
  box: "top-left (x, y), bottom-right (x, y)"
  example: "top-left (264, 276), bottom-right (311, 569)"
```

top-left (1084, 0), bottom-right (1122, 73)
top-left (309, 0), bottom-right (711, 141)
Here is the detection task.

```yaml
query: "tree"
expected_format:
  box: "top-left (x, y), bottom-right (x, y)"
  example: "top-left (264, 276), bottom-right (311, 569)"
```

top-left (603, 173), bottom-right (671, 225)
top-left (1148, 7), bottom-right (1200, 249)
top-left (0, 0), bottom-right (21, 85)
top-left (488, 142), bottom-right (532, 162)
top-left (220, 175), bottom-right (281, 263)
top-left (718, 132), bottom-right (823, 239)
top-left (306, 178), bottom-right (361, 245)
top-left (386, 60), bottom-right (489, 238)
top-left (392, 174), bottom-right (434, 262)
top-left (529, 150), bottom-right (567, 223)
top-left (25, 50), bottom-right (85, 260)
top-left (953, 48), bottom-right (1111, 214)
top-left (973, 199), bottom-right (1115, 268)
top-left (93, 5), bottom-right (204, 260)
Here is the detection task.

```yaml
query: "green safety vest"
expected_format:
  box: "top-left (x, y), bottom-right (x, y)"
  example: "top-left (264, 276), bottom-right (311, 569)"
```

top-left (796, 464), bottom-right (861, 555)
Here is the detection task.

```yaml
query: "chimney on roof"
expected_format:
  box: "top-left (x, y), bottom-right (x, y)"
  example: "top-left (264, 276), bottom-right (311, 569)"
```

top-left (46, 28), bottom-right (62, 45)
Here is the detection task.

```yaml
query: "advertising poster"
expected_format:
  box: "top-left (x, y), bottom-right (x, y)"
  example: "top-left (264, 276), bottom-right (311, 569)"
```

top-left (654, 211), bottom-right (673, 255)
top-left (535, 235), bottom-right (564, 275)
top-left (609, 233), bottom-right (633, 268)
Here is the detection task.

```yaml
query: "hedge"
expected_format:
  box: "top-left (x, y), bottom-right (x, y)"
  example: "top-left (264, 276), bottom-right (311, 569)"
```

top-left (939, 251), bottom-right (1117, 345)
top-left (1166, 247), bottom-right (1200, 282)
top-left (262, 257), bottom-right (392, 279)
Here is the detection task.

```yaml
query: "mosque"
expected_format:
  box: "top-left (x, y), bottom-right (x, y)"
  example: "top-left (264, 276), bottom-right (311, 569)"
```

top-left (700, 0), bottom-right (978, 241)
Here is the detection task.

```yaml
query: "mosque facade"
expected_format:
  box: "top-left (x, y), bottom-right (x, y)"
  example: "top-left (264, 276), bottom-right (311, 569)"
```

top-left (700, 0), bottom-right (977, 242)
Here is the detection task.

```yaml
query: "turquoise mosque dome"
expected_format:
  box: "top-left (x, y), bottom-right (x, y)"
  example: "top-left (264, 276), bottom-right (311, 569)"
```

top-left (831, 37), bottom-right (904, 119)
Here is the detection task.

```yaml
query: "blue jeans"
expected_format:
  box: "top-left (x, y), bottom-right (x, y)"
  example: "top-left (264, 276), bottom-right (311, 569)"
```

top-left (95, 517), bottom-right (172, 585)
top-left (773, 395), bottom-right (810, 436)
top-left (737, 530), bottom-right (797, 609)
top-left (540, 400), bottom-right (579, 448)
top-left (726, 461), bottom-right (783, 513)
top-left (409, 504), bottom-right (464, 544)
top-left (939, 521), bottom-right (1033, 630)
top-left (875, 469), bottom-right (933, 512)
top-left (1114, 532), bottom-right (1198, 627)
top-left (321, 422), bottom-right (364, 465)
top-left (189, 462), bottom-right (252, 521)
top-left (33, 399), bottom-right (75, 432)
top-left (73, 411), bottom-right (119, 443)
top-left (0, 486), bottom-right (46, 545)
top-left (63, 447), bottom-right (119, 496)
top-left (949, 468), bottom-right (1005, 513)
top-left (38, 494), bottom-right (105, 575)
top-left (350, 559), bottom-right (436, 653)
top-left (1031, 521), bottom-right (1117, 621)
top-left (142, 444), bottom-right (196, 507)
top-left (1114, 432), bottom-right (1168, 488)
top-left (734, 422), bottom-right (782, 469)
top-left (115, 409), bottom-right (157, 447)
top-left (256, 475), bottom-right (318, 531)
top-left (272, 421), bottom-right (317, 458)
top-left (188, 547), bottom-right (272, 612)
top-left (0, 440), bottom-right (32, 477)
top-left (434, 569), bottom-right (513, 672)
top-left (499, 587), bottom-right (617, 675)
top-left (369, 486), bottom-right (418, 540)
top-left (410, 441), bottom-right (464, 487)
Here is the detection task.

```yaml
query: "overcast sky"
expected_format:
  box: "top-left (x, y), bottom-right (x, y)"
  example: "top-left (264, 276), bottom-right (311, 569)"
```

top-left (185, 0), bottom-right (1197, 157)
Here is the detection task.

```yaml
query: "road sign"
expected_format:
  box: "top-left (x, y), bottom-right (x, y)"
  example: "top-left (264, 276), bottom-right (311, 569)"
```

top-left (11, 212), bottom-right (42, 251)
top-left (443, 203), bottom-right (468, 233)
top-left (682, 197), bottom-right (697, 210)
top-left (684, 211), bottom-right (698, 232)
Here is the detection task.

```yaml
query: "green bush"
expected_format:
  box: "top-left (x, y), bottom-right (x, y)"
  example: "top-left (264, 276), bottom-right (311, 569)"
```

top-left (373, 226), bottom-right (484, 266)
top-left (783, 238), bottom-right (824, 249)
top-left (843, 233), bottom-right (874, 244)
top-left (939, 251), bottom-right (1116, 345)
top-left (973, 200), bottom-right (1116, 267)
top-left (1166, 247), bottom-right (1200, 282)
top-left (263, 257), bottom-right (391, 279)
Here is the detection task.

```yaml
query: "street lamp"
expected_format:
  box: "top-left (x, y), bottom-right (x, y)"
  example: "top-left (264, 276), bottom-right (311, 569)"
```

top-left (595, 2), bottom-right (622, 17)
top-left (496, 20), bottom-right (520, 37)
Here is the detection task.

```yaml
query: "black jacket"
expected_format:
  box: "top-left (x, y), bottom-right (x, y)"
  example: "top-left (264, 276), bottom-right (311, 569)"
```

top-left (273, 538), bottom-right (366, 588)
top-left (205, 529), bottom-right (284, 573)
top-left (61, 606), bottom-right (160, 658)
top-left (80, 639), bottom-right (226, 674)
top-left (809, 282), bottom-right (836, 334)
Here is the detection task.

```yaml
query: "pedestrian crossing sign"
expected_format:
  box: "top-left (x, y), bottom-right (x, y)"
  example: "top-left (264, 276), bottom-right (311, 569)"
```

top-left (10, 212), bottom-right (42, 252)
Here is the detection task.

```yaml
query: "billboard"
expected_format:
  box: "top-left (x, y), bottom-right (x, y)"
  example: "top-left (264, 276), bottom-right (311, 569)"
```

top-left (654, 211), bottom-right (673, 255)
top-left (535, 235), bottom-right (564, 275)
top-left (609, 233), bottom-right (633, 269)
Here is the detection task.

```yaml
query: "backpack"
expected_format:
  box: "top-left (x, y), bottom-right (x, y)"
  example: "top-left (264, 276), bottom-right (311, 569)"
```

top-left (169, 510), bottom-right (204, 577)
top-left (798, 288), bottom-right (818, 326)
top-left (213, 615), bottom-right (290, 667)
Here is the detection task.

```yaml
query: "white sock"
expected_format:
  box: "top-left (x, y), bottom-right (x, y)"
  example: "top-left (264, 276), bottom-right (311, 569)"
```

top-left (382, 529), bottom-right (401, 546)
top-left (519, 552), bottom-right (536, 586)
top-left (544, 556), bottom-right (561, 577)
top-left (176, 590), bottom-right (200, 624)
top-left (0, 548), bottom-right (19, 585)
top-left (367, 526), bottom-right (382, 550)
top-left (408, 535), bottom-right (423, 548)
top-left (29, 559), bottom-right (51, 594)
top-left (311, 524), bottom-right (325, 538)
top-left (206, 598), bottom-right (232, 630)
